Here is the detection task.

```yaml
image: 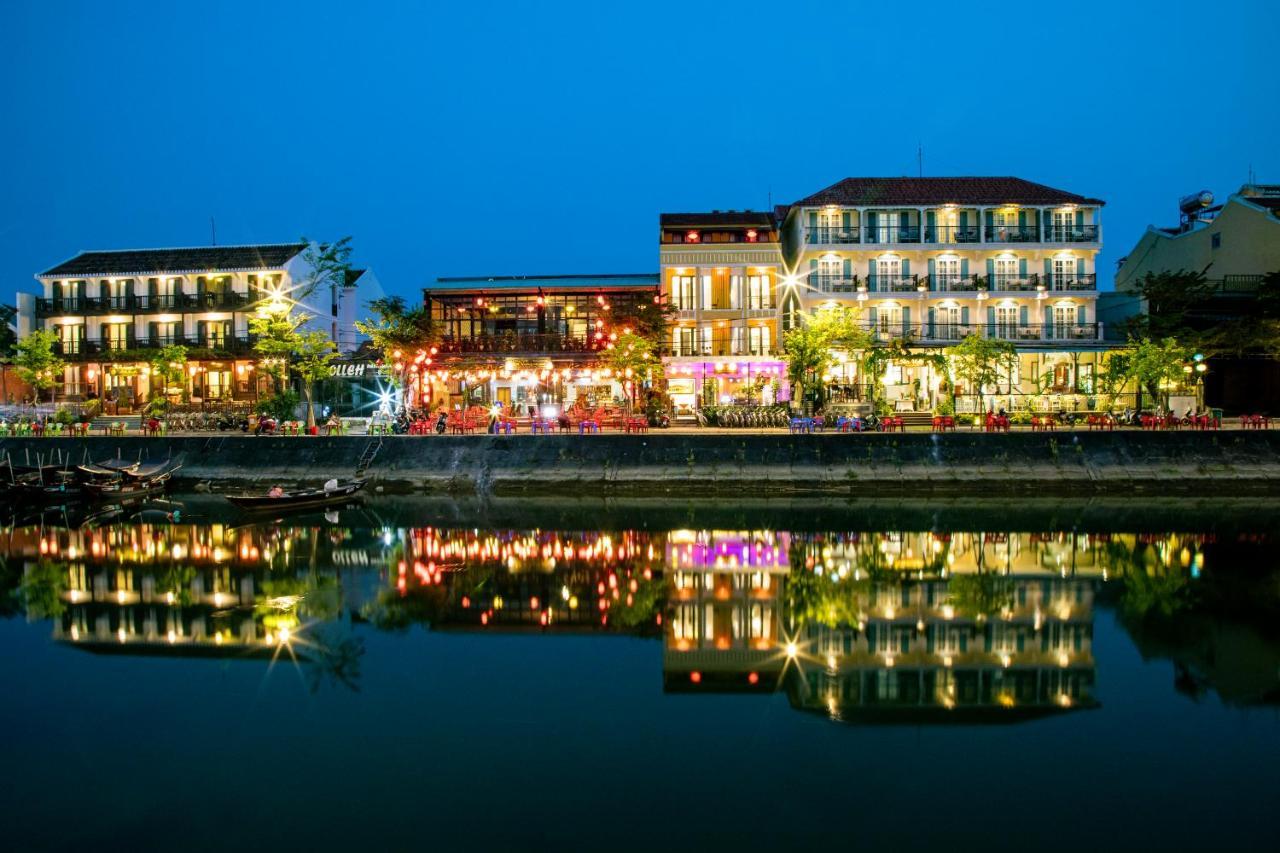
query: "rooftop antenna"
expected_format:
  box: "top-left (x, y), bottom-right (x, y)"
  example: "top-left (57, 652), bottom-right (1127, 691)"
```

top-left (210, 216), bottom-right (217, 246)
top-left (917, 143), bottom-right (923, 178)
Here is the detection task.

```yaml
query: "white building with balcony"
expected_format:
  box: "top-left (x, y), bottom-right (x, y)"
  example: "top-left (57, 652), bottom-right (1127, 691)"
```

top-left (16, 243), bottom-right (381, 410)
top-left (777, 177), bottom-right (1112, 413)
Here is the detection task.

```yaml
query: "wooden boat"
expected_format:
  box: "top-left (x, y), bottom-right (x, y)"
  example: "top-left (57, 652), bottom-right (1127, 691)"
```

top-left (224, 479), bottom-right (366, 512)
top-left (76, 460), bottom-right (177, 503)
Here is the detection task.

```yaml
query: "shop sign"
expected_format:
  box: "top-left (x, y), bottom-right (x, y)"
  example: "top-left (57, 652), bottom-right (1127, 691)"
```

top-left (333, 363), bottom-right (371, 379)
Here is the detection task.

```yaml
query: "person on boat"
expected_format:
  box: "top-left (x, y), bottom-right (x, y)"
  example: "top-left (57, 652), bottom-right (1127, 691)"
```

top-left (268, 485), bottom-right (285, 498)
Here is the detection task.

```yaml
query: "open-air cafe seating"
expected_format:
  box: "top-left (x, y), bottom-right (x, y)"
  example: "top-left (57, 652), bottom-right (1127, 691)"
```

top-left (1030, 415), bottom-right (1057, 431)
top-left (1241, 414), bottom-right (1270, 430)
top-left (984, 414), bottom-right (1011, 432)
top-left (930, 415), bottom-right (956, 432)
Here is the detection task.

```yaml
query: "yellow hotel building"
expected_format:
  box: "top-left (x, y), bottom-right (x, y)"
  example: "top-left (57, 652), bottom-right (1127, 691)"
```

top-left (658, 212), bottom-right (786, 416)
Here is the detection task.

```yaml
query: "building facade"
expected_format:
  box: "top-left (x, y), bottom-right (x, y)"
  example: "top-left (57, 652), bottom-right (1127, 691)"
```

top-left (421, 273), bottom-right (660, 414)
top-left (15, 243), bottom-right (379, 411)
top-left (778, 177), bottom-right (1110, 412)
top-left (658, 212), bottom-right (787, 416)
top-left (1115, 183), bottom-right (1280, 412)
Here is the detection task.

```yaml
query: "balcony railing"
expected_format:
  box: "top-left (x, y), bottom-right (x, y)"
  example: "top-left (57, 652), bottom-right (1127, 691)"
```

top-left (803, 220), bottom-right (1098, 248)
top-left (34, 292), bottom-right (258, 316)
top-left (1044, 224), bottom-right (1099, 243)
top-left (864, 226), bottom-right (922, 244)
top-left (871, 274), bottom-right (920, 293)
top-left (929, 275), bottom-right (981, 292)
top-left (911, 323), bottom-right (1103, 344)
top-left (665, 342), bottom-right (776, 358)
top-left (923, 225), bottom-right (982, 244)
top-left (435, 334), bottom-right (600, 355)
top-left (805, 226), bottom-right (861, 245)
top-left (808, 274), bottom-right (860, 293)
top-left (50, 335), bottom-right (256, 359)
top-left (983, 226), bottom-right (1041, 243)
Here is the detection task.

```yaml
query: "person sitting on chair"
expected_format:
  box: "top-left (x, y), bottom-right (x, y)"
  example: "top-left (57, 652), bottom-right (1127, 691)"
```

top-left (267, 485), bottom-right (285, 498)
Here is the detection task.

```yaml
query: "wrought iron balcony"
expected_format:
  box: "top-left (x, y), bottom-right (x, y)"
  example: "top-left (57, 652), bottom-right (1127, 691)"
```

top-left (924, 225), bottom-right (982, 244)
top-left (1044, 224), bottom-right (1099, 243)
top-left (805, 226), bottom-right (861, 245)
top-left (34, 291), bottom-right (258, 316)
top-left (983, 225), bottom-right (1042, 243)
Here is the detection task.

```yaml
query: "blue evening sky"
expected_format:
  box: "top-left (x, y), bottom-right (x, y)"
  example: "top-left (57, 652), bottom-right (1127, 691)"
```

top-left (2, 0), bottom-right (1276, 305)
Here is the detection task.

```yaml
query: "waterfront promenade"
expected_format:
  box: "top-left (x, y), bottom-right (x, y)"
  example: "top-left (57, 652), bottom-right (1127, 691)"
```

top-left (4, 430), bottom-right (1279, 496)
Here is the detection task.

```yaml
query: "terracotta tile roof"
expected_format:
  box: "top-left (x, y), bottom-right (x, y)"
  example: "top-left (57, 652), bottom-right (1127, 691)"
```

top-left (39, 243), bottom-right (308, 277)
top-left (659, 211), bottom-right (776, 228)
top-left (790, 177), bottom-right (1104, 208)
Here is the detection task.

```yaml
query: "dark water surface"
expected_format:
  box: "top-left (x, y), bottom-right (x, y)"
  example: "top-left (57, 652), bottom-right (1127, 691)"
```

top-left (2, 496), bottom-right (1278, 852)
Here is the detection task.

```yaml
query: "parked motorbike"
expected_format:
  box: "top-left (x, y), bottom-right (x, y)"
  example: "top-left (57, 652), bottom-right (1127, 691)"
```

top-left (254, 416), bottom-right (278, 436)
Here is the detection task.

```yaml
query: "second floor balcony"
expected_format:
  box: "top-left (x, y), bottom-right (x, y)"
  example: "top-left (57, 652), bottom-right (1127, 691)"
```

top-left (808, 272), bottom-right (1097, 294)
top-left (803, 218), bottom-right (1099, 246)
top-left (35, 291), bottom-right (260, 317)
top-left (51, 335), bottom-right (257, 359)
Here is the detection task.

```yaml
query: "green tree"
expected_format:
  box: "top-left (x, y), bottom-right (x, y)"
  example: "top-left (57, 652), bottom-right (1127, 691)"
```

top-left (1202, 270), bottom-right (1280, 358)
top-left (1127, 269), bottom-right (1215, 344)
top-left (945, 333), bottom-right (1018, 413)
top-left (782, 307), bottom-right (870, 411)
top-left (355, 296), bottom-right (439, 355)
top-left (604, 332), bottom-right (663, 411)
top-left (608, 294), bottom-right (676, 345)
top-left (249, 307), bottom-right (300, 394)
top-left (148, 344), bottom-right (189, 405)
top-left (1125, 336), bottom-right (1192, 409)
top-left (293, 236), bottom-right (355, 303)
top-left (294, 329), bottom-right (337, 429)
top-left (13, 328), bottom-right (65, 404)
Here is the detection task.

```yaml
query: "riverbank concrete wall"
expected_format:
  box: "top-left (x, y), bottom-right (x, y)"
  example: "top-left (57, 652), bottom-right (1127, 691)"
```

top-left (5, 431), bottom-right (1280, 496)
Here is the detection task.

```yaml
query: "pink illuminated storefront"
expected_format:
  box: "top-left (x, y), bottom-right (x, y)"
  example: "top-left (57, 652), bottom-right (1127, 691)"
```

top-left (663, 357), bottom-right (790, 419)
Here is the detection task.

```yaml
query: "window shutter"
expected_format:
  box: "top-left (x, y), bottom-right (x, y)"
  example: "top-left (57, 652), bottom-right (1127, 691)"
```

top-left (902, 305), bottom-right (911, 334)
top-left (928, 307), bottom-right (936, 337)
top-left (1044, 305), bottom-right (1053, 337)
top-left (868, 307), bottom-right (878, 329)
top-left (1076, 209), bottom-right (1084, 228)
top-left (986, 259), bottom-right (995, 281)
top-left (807, 210), bottom-right (817, 231)
top-left (809, 259), bottom-right (818, 286)
top-left (901, 259), bottom-right (910, 278)
top-left (1019, 258), bottom-right (1027, 277)
top-left (984, 210), bottom-right (994, 230)
top-left (842, 259), bottom-right (851, 279)
top-left (841, 211), bottom-right (851, 229)
top-left (960, 259), bottom-right (969, 278)
top-left (959, 210), bottom-right (968, 229)
top-left (1017, 210), bottom-right (1026, 228)
top-left (961, 306), bottom-right (970, 326)
top-left (1019, 305), bottom-right (1029, 326)
top-left (927, 258), bottom-right (936, 288)
top-left (986, 306), bottom-right (996, 337)
top-left (867, 259), bottom-right (877, 291)
top-left (1077, 305), bottom-right (1087, 326)
top-left (867, 211), bottom-right (877, 241)
top-left (149, 321), bottom-right (158, 345)
top-left (1044, 259), bottom-right (1052, 283)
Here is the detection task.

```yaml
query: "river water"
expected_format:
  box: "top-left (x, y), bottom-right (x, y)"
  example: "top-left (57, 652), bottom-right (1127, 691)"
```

top-left (2, 496), bottom-right (1278, 851)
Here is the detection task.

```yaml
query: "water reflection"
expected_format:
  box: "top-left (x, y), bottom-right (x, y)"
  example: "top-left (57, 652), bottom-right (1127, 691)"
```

top-left (3, 510), bottom-right (1275, 719)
